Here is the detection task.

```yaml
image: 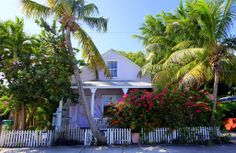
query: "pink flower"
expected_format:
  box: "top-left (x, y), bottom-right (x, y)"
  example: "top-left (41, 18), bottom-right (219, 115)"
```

top-left (196, 109), bottom-right (202, 113)
top-left (186, 101), bottom-right (193, 107)
top-left (123, 94), bottom-right (128, 98)
top-left (146, 92), bottom-right (152, 99)
top-left (154, 96), bottom-right (159, 100)
top-left (140, 95), bottom-right (145, 101)
top-left (210, 95), bottom-right (215, 100)
top-left (204, 91), bottom-right (209, 95)
top-left (162, 88), bottom-right (168, 94)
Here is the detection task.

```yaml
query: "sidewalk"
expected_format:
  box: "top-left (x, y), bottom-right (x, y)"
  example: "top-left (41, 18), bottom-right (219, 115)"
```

top-left (1, 144), bottom-right (236, 153)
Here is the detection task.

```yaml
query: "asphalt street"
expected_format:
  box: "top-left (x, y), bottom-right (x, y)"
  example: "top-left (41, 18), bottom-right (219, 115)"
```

top-left (1, 144), bottom-right (236, 153)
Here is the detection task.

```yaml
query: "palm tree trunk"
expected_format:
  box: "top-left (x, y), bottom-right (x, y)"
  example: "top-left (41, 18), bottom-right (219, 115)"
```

top-left (211, 59), bottom-right (221, 139)
top-left (65, 27), bottom-right (107, 145)
top-left (211, 70), bottom-right (220, 126)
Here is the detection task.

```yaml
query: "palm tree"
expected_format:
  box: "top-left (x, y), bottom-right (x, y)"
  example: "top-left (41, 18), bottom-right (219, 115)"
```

top-left (0, 17), bottom-right (35, 129)
top-left (137, 0), bottom-right (236, 126)
top-left (20, 0), bottom-right (108, 144)
top-left (165, 0), bottom-right (236, 126)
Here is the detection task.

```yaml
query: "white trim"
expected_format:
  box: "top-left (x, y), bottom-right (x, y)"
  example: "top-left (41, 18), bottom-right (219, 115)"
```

top-left (101, 95), bottom-right (117, 113)
top-left (90, 88), bottom-right (97, 117)
top-left (122, 88), bottom-right (129, 94)
top-left (90, 88), bottom-right (97, 94)
top-left (71, 85), bottom-right (152, 89)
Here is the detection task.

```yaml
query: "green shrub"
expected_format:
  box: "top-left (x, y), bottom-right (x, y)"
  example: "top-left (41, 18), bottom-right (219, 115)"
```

top-left (106, 88), bottom-right (220, 130)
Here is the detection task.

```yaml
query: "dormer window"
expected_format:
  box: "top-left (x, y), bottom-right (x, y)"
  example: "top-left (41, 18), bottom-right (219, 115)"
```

top-left (107, 61), bottom-right (118, 78)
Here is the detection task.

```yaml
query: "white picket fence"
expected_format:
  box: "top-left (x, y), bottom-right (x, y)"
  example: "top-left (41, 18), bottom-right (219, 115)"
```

top-left (0, 130), bottom-right (53, 147)
top-left (106, 128), bottom-right (131, 145)
top-left (94, 118), bottom-right (109, 130)
top-left (52, 127), bottom-right (91, 145)
top-left (0, 127), bottom-right (221, 147)
top-left (142, 127), bottom-right (221, 144)
top-left (0, 127), bottom-right (92, 147)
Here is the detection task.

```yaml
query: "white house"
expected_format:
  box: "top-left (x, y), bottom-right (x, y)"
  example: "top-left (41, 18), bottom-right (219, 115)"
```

top-left (69, 49), bottom-right (152, 127)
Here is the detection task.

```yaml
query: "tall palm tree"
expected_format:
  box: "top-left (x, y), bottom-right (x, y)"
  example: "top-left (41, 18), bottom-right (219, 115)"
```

top-left (0, 17), bottom-right (35, 129)
top-left (137, 0), bottom-right (236, 126)
top-left (165, 0), bottom-right (236, 126)
top-left (20, 0), bottom-right (109, 144)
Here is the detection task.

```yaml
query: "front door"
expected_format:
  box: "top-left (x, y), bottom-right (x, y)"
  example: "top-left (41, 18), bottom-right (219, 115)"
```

top-left (102, 95), bottom-right (117, 113)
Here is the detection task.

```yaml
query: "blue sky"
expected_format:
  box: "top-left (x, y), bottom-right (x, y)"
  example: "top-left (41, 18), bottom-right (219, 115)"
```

top-left (0, 0), bottom-right (235, 55)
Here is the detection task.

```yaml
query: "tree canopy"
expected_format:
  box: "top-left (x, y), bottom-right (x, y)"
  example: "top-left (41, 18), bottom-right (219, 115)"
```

top-left (136, 0), bottom-right (236, 90)
top-left (0, 17), bottom-right (76, 129)
top-left (118, 51), bottom-right (146, 67)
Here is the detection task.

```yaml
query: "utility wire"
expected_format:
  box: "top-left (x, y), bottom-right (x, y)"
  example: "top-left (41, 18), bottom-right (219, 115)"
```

top-left (24, 29), bottom-right (138, 34)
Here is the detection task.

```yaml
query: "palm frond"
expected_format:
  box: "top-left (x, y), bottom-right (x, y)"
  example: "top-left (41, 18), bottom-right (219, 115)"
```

top-left (175, 60), bottom-right (197, 81)
top-left (20, 0), bottom-right (51, 18)
top-left (222, 35), bottom-right (236, 50)
top-left (61, 0), bottom-right (73, 17)
top-left (172, 40), bottom-right (193, 51)
top-left (222, 57), bottom-right (236, 84)
top-left (141, 62), bottom-right (162, 78)
top-left (77, 3), bottom-right (99, 16)
top-left (153, 69), bottom-right (177, 87)
top-left (73, 22), bottom-right (109, 77)
top-left (180, 62), bottom-right (213, 89)
top-left (163, 48), bottom-right (204, 68)
top-left (132, 34), bottom-right (149, 45)
top-left (216, 0), bottom-right (236, 38)
top-left (144, 43), bottom-right (161, 52)
top-left (47, 0), bottom-right (56, 8)
top-left (132, 34), bottom-right (146, 41)
top-left (80, 17), bottom-right (107, 32)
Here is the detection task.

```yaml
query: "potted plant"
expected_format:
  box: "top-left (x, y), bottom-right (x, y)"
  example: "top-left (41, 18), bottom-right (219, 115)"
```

top-left (130, 121), bottom-right (141, 144)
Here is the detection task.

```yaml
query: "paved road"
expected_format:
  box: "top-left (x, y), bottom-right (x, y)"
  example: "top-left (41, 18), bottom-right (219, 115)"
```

top-left (1, 144), bottom-right (236, 153)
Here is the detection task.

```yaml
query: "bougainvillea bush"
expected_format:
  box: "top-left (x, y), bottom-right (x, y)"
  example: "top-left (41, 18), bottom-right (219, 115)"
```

top-left (105, 88), bottom-right (218, 132)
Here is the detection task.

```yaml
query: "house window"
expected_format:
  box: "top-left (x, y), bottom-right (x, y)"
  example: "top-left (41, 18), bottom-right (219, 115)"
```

top-left (102, 95), bottom-right (117, 112)
top-left (107, 61), bottom-right (118, 78)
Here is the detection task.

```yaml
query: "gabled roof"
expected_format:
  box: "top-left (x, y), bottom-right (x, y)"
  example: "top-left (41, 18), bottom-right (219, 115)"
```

top-left (102, 49), bottom-right (141, 70)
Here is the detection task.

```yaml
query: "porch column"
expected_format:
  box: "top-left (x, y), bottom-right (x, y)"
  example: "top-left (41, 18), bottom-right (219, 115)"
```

top-left (90, 88), bottom-right (97, 117)
top-left (55, 99), bottom-right (63, 131)
top-left (122, 88), bottom-right (129, 95)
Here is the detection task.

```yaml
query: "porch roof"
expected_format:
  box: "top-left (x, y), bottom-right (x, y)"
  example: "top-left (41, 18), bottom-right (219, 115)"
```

top-left (71, 80), bottom-right (152, 89)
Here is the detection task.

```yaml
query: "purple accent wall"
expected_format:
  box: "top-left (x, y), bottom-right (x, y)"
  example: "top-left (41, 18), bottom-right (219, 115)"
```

top-left (71, 88), bottom-right (123, 127)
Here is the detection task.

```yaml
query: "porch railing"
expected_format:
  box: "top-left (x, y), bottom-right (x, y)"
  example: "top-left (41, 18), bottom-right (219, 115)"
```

top-left (94, 118), bottom-right (109, 130)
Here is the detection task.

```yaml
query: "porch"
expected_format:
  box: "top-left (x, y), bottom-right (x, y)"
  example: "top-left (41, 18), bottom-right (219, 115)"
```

top-left (70, 80), bottom-right (152, 128)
